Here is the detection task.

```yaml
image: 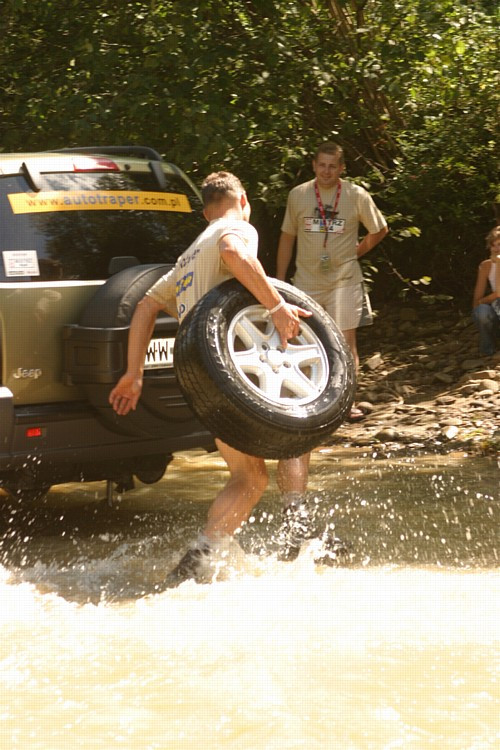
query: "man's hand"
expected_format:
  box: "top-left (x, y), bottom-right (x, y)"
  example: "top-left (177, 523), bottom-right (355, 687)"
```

top-left (109, 373), bottom-right (143, 416)
top-left (108, 294), bottom-right (162, 416)
top-left (272, 303), bottom-right (312, 347)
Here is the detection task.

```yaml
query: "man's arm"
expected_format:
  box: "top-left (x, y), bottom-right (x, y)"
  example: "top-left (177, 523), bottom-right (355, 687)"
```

top-left (109, 295), bottom-right (164, 415)
top-left (220, 232), bottom-right (311, 347)
top-left (356, 226), bottom-right (388, 258)
top-left (276, 231), bottom-right (296, 281)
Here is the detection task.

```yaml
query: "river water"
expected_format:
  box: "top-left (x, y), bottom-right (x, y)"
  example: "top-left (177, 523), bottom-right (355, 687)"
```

top-left (0, 448), bottom-right (499, 749)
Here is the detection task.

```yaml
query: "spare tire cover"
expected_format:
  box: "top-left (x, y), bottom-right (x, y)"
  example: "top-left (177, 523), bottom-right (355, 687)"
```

top-left (173, 278), bottom-right (356, 459)
top-left (78, 264), bottom-right (201, 437)
top-left (79, 264), bottom-right (172, 329)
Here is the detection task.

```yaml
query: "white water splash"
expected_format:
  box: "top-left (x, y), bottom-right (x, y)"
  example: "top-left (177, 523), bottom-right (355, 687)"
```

top-left (1, 559), bottom-right (499, 750)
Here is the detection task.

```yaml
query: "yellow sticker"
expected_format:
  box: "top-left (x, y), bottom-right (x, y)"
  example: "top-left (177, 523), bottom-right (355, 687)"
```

top-left (8, 191), bottom-right (192, 214)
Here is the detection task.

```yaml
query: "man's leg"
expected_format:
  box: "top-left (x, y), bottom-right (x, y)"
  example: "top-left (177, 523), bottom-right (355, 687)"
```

top-left (275, 453), bottom-right (349, 562)
top-left (204, 439), bottom-right (268, 539)
top-left (342, 327), bottom-right (365, 421)
top-left (164, 440), bottom-right (268, 586)
top-left (321, 282), bottom-right (365, 422)
top-left (342, 327), bottom-right (359, 371)
top-left (276, 454), bottom-right (312, 561)
top-left (277, 453), bottom-right (310, 501)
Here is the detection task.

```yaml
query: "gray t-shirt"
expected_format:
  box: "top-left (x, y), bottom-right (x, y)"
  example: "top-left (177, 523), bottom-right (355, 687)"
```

top-left (281, 178), bottom-right (387, 291)
top-left (147, 218), bottom-right (258, 321)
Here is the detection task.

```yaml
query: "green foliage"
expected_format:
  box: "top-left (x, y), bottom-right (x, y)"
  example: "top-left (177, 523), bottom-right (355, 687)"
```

top-left (377, 0), bottom-right (499, 299)
top-left (0, 0), bottom-right (498, 303)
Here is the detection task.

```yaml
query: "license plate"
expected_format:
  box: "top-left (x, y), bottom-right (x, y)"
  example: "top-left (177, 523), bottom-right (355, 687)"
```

top-left (144, 337), bottom-right (175, 369)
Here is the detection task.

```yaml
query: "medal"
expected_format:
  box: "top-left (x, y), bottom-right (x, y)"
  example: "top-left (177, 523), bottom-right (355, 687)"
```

top-left (320, 255), bottom-right (331, 272)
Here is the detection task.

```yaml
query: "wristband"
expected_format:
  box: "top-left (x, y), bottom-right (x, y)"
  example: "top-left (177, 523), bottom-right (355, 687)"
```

top-left (264, 297), bottom-right (285, 317)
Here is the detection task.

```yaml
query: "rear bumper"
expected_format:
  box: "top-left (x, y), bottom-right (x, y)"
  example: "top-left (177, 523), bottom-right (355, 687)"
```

top-left (0, 387), bottom-right (14, 451)
top-left (0, 400), bottom-right (214, 479)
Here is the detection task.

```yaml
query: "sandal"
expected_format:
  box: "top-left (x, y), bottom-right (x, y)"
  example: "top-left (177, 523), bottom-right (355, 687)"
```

top-left (347, 406), bottom-right (365, 423)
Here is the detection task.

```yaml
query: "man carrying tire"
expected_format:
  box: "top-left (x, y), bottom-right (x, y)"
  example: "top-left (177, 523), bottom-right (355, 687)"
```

top-left (109, 171), bottom-right (322, 586)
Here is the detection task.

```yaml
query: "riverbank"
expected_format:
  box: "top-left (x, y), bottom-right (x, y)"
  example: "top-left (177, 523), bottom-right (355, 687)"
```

top-left (329, 301), bottom-right (500, 456)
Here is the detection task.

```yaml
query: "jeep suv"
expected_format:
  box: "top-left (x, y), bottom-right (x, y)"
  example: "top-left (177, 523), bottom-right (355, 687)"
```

top-left (0, 146), bottom-right (215, 502)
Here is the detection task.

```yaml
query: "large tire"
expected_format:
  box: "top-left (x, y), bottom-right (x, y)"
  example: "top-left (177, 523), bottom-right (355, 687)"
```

top-left (174, 278), bottom-right (355, 459)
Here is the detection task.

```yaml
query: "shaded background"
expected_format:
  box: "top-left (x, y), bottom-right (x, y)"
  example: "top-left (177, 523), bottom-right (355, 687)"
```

top-left (1, 0), bottom-right (498, 305)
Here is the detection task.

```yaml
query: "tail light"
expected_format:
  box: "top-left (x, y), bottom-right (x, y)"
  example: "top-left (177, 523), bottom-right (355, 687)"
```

top-left (72, 157), bottom-right (119, 172)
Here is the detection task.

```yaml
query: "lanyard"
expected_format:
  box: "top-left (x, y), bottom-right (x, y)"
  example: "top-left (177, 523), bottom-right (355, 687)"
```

top-left (314, 179), bottom-right (342, 249)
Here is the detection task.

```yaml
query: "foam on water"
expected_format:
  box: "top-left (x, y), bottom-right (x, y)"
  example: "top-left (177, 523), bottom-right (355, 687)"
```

top-left (2, 554), bottom-right (500, 647)
top-left (1, 447), bottom-right (499, 749)
top-left (1, 553), bottom-right (500, 749)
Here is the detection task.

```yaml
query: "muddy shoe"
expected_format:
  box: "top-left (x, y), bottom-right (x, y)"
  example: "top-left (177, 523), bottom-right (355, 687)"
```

top-left (162, 543), bottom-right (211, 589)
top-left (276, 503), bottom-right (315, 562)
top-left (314, 533), bottom-right (352, 566)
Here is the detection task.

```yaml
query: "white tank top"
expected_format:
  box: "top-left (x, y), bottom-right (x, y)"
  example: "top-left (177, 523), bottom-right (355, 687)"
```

top-left (488, 262), bottom-right (497, 292)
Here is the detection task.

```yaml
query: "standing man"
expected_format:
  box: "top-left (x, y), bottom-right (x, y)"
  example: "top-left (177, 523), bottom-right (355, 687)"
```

top-left (109, 172), bottom-right (314, 587)
top-left (275, 142), bottom-right (388, 559)
top-left (276, 141), bottom-right (388, 420)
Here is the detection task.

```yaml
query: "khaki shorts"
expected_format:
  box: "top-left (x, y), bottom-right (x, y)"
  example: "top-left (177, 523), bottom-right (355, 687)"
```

top-left (299, 282), bottom-right (373, 331)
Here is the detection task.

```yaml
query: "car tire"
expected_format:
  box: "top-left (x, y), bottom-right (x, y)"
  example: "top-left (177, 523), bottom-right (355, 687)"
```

top-left (173, 278), bottom-right (355, 459)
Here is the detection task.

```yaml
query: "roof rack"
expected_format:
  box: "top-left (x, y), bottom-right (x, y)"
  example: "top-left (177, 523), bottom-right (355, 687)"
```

top-left (53, 146), bottom-right (164, 162)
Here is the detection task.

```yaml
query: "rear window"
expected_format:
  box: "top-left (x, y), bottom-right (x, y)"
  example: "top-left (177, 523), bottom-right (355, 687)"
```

top-left (0, 169), bottom-right (205, 282)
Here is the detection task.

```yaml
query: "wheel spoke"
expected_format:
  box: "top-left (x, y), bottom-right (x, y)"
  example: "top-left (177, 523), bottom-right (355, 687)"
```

top-left (231, 348), bottom-right (262, 371)
top-left (232, 313), bottom-right (272, 349)
top-left (283, 368), bottom-right (322, 399)
top-left (285, 342), bottom-right (324, 369)
top-left (258, 370), bottom-right (287, 401)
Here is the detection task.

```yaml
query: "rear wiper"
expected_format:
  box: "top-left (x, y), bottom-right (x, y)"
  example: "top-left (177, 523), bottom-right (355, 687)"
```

top-left (21, 161), bottom-right (43, 192)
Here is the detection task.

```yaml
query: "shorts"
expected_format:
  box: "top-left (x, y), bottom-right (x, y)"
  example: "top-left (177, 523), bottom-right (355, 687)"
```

top-left (299, 282), bottom-right (373, 331)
